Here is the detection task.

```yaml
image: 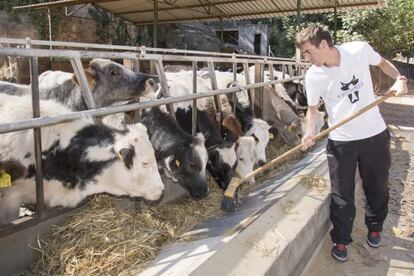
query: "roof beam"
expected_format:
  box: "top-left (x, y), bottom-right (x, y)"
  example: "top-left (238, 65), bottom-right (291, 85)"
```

top-left (115, 0), bottom-right (256, 15)
top-left (13, 0), bottom-right (120, 10)
top-left (131, 1), bottom-right (382, 24)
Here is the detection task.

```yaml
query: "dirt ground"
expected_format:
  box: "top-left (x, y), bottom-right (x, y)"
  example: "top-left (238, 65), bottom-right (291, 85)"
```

top-left (304, 87), bottom-right (414, 276)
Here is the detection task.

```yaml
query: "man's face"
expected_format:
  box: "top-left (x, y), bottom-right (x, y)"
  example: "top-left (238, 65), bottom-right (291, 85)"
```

top-left (300, 41), bottom-right (325, 66)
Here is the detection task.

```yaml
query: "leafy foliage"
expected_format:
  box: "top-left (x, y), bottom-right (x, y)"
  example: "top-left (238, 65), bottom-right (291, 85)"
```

top-left (340, 0), bottom-right (413, 58)
top-left (1, 0), bottom-right (61, 40)
top-left (266, 0), bottom-right (412, 59)
top-left (0, 0), bottom-right (61, 39)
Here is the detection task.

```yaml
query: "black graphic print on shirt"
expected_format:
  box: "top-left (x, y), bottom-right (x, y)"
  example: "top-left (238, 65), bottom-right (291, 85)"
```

top-left (340, 75), bottom-right (362, 104)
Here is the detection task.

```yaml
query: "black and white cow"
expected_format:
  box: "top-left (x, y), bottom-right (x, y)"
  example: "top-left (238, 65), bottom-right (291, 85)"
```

top-left (175, 106), bottom-right (237, 190)
top-left (140, 107), bottom-right (209, 200)
top-left (0, 58), bottom-right (159, 111)
top-left (0, 94), bottom-right (164, 226)
top-left (228, 98), bottom-right (271, 166)
top-left (168, 79), bottom-right (262, 185)
top-left (0, 159), bottom-right (26, 182)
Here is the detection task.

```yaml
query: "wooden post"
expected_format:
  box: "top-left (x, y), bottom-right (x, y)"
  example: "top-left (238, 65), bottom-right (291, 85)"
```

top-left (254, 63), bottom-right (264, 118)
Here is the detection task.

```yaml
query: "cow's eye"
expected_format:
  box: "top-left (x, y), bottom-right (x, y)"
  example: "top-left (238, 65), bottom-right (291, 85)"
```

top-left (142, 162), bottom-right (150, 167)
top-left (111, 70), bottom-right (119, 76)
top-left (239, 158), bottom-right (244, 161)
top-left (189, 163), bottom-right (198, 172)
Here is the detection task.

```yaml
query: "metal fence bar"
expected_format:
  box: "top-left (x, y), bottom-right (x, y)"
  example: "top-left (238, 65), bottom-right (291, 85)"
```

top-left (269, 62), bottom-right (276, 91)
top-left (232, 55), bottom-right (237, 114)
top-left (70, 57), bottom-right (97, 110)
top-left (0, 37), bottom-right (302, 62)
top-left (0, 37), bottom-right (138, 51)
top-left (259, 63), bottom-right (265, 119)
top-left (153, 58), bottom-right (175, 116)
top-left (243, 62), bottom-right (254, 114)
top-left (0, 48), bottom-right (309, 67)
top-left (207, 61), bottom-right (223, 127)
top-left (0, 77), bottom-right (303, 135)
top-left (192, 61), bottom-right (197, 136)
top-left (288, 64), bottom-right (294, 77)
top-left (0, 39), bottom-right (308, 237)
top-left (28, 54), bottom-right (46, 222)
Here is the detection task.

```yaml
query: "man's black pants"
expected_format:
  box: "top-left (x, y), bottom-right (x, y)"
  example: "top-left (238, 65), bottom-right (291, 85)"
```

top-left (326, 129), bottom-right (391, 245)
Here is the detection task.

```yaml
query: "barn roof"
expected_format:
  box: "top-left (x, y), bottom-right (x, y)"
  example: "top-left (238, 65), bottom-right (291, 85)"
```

top-left (14, 0), bottom-right (386, 25)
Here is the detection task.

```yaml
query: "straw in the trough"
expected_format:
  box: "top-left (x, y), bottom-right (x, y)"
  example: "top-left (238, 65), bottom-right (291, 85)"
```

top-left (27, 133), bottom-right (304, 275)
top-left (28, 180), bottom-right (224, 276)
top-left (300, 175), bottom-right (328, 192)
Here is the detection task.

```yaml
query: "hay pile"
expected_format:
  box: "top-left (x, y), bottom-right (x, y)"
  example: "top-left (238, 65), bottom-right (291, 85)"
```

top-left (27, 134), bottom-right (304, 275)
top-left (29, 182), bottom-right (223, 275)
top-left (256, 135), bottom-right (303, 183)
top-left (300, 175), bottom-right (328, 192)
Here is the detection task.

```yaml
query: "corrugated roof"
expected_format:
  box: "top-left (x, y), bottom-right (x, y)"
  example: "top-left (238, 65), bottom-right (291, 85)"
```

top-left (14, 0), bottom-right (386, 25)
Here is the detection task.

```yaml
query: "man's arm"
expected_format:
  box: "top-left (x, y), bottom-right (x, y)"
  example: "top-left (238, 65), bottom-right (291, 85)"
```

top-left (377, 58), bottom-right (408, 96)
top-left (301, 105), bottom-right (319, 151)
top-left (378, 58), bottom-right (400, 79)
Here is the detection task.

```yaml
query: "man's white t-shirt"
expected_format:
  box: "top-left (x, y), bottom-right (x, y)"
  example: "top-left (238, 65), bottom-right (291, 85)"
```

top-left (305, 41), bottom-right (386, 141)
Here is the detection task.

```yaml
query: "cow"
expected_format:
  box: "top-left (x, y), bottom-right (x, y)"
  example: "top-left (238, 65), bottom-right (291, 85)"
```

top-left (225, 93), bottom-right (271, 165)
top-left (0, 159), bottom-right (26, 182)
top-left (235, 135), bottom-right (258, 184)
top-left (216, 68), bottom-right (322, 146)
top-left (174, 105), bottom-right (237, 190)
top-left (166, 72), bottom-right (270, 165)
top-left (0, 58), bottom-right (159, 111)
top-left (261, 68), bottom-right (308, 110)
top-left (262, 86), bottom-right (325, 146)
top-left (0, 94), bottom-right (164, 226)
top-left (140, 107), bottom-right (209, 200)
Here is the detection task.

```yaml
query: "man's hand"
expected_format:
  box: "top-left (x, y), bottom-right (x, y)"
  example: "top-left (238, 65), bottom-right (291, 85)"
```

top-left (301, 133), bottom-right (315, 151)
top-left (390, 76), bottom-right (408, 97)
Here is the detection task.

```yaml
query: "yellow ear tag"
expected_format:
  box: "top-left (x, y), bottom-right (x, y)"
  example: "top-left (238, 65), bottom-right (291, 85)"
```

top-left (269, 132), bottom-right (274, 140)
top-left (175, 160), bottom-right (181, 167)
top-left (116, 151), bottom-right (124, 161)
top-left (0, 171), bottom-right (11, 188)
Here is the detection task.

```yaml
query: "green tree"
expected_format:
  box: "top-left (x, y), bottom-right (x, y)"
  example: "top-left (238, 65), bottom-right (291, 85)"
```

top-left (340, 0), bottom-right (414, 59)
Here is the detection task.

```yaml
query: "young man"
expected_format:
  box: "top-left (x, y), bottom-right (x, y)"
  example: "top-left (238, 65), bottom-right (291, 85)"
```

top-left (296, 24), bottom-right (408, 262)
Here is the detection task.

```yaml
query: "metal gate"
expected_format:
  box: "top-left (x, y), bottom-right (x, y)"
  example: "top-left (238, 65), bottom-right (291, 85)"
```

top-left (0, 37), bottom-right (308, 238)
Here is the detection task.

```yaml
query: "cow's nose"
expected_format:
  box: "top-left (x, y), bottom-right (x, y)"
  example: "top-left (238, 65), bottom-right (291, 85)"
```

top-left (258, 160), bottom-right (266, 166)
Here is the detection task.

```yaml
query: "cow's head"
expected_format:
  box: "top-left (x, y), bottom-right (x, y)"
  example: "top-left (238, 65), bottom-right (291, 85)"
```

top-left (207, 142), bottom-right (237, 190)
top-left (246, 119), bottom-right (271, 165)
top-left (235, 135), bottom-right (258, 185)
top-left (163, 133), bottom-right (209, 200)
top-left (222, 114), bottom-right (243, 143)
top-left (72, 59), bottom-right (159, 107)
top-left (112, 123), bottom-right (164, 202)
top-left (277, 118), bottom-right (303, 146)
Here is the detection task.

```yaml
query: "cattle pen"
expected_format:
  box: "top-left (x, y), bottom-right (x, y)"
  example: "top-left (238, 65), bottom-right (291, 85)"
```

top-left (0, 37), bottom-right (321, 275)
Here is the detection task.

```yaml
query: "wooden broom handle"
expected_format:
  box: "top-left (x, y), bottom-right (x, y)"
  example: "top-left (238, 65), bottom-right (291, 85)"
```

top-left (238, 91), bottom-right (396, 183)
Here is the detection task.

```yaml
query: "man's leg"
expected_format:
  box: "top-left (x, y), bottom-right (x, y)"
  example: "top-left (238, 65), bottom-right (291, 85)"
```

top-left (357, 129), bottom-right (391, 233)
top-left (327, 139), bottom-right (358, 245)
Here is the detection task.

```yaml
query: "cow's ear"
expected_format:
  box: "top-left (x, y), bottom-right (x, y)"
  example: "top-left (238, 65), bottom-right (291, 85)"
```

top-left (251, 133), bottom-right (259, 144)
top-left (117, 147), bottom-right (135, 169)
top-left (71, 68), bottom-right (97, 90)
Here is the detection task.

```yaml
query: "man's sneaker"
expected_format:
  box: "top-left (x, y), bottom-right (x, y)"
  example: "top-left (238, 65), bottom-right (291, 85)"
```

top-left (331, 243), bottom-right (348, 262)
top-left (366, 231), bottom-right (381, 248)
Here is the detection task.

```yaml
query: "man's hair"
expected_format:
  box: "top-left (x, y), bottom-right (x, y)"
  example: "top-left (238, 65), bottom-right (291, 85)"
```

top-left (296, 24), bottom-right (333, 48)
